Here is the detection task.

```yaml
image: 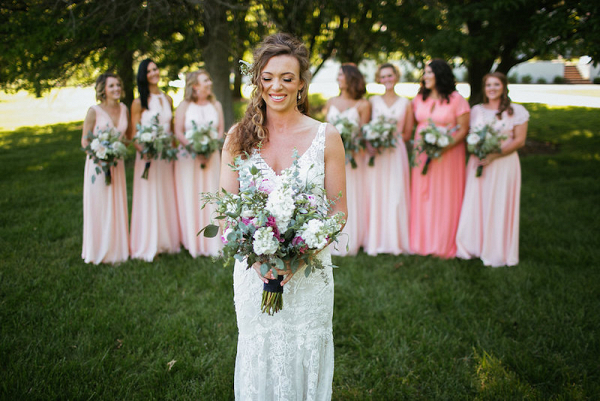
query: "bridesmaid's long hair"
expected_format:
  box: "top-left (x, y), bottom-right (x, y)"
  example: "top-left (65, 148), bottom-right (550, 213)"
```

top-left (227, 33), bottom-right (311, 158)
top-left (341, 63), bottom-right (366, 100)
top-left (137, 58), bottom-right (156, 111)
top-left (419, 59), bottom-right (456, 104)
top-left (482, 72), bottom-right (514, 120)
top-left (184, 70), bottom-right (215, 103)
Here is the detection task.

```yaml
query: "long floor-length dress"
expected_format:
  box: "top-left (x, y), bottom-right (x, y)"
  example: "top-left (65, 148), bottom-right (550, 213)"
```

top-left (327, 105), bottom-right (365, 256)
top-left (174, 102), bottom-right (222, 257)
top-left (456, 103), bottom-right (529, 266)
top-left (130, 92), bottom-right (180, 261)
top-left (363, 95), bottom-right (411, 255)
top-left (82, 104), bottom-right (130, 264)
top-left (410, 91), bottom-right (470, 258)
top-left (233, 123), bottom-right (334, 401)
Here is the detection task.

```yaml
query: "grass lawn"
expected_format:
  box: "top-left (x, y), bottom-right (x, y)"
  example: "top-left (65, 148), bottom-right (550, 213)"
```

top-left (1, 104), bottom-right (599, 400)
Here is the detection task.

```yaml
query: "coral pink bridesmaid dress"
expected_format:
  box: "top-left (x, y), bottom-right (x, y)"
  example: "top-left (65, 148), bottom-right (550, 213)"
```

top-left (363, 95), bottom-right (411, 255)
top-left (82, 104), bottom-right (130, 264)
top-left (410, 91), bottom-right (470, 258)
top-left (130, 92), bottom-right (180, 261)
top-left (327, 104), bottom-right (367, 256)
top-left (174, 102), bottom-right (222, 257)
top-left (456, 103), bottom-right (529, 266)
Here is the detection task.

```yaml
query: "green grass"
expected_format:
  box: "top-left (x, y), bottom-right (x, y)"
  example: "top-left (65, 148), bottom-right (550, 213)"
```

top-left (1, 104), bottom-right (599, 400)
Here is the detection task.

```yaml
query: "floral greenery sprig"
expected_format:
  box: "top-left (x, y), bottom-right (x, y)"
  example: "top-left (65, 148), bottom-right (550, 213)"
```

top-left (184, 120), bottom-right (221, 169)
top-left (200, 151), bottom-right (345, 315)
top-left (82, 125), bottom-right (128, 185)
top-left (412, 118), bottom-right (457, 175)
top-left (361, 116), bottom-right (397, 166)
top-left (332, 116), bottom-right (361, 168)
top-left (134, 114), bottom-right (178, 179)
top-left (466, 123), bottom-right (507, 177)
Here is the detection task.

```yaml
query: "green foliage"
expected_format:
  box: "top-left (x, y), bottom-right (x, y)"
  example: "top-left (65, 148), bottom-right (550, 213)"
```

top-left (508, 74), bottom-right (519, 84)
top-left (593, 77), bottom-right (600, 84)
top-left (536, 77), bottom-right (547, 84)
top-left (1, 105), bottom-right (599, 399)
top-left (521, 75), bottom-right (533, 84)
top-left (554, 76), bottom-right (566, 84)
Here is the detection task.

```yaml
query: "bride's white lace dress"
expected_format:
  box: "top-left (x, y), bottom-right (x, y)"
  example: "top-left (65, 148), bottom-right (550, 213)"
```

top-left (233, 122), bottom-right (334, 401)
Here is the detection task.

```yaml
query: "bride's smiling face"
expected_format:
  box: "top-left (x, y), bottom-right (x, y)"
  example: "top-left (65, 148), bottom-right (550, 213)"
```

top-left (260, 55), bottom-right (304, 112)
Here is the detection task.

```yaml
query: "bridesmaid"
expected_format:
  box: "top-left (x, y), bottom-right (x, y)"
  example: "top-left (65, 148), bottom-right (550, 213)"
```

top-left (363, 63), bottom-right (413, 255)
top-left (410, 59), bottom-right (470, 258)
top-left (323, 63), bottom-right (371, 256)
top-left (173, 70), bottom-right (224, 257)
top-left (456, 72), bottom-right (529, 266)
top-left (81, 72), bottom-right (130, 264)
top-left (130, 59), bottom-right (180, 261)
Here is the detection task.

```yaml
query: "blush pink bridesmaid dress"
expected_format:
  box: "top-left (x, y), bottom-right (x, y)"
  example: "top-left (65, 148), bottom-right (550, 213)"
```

top-left (173, 102), bottom-right (222, 257)
top-left (327, 104), bottom-right (367, 256)
top-left (363, 95), bottom-right (411, 255)
top-left (410, 91), bottom-right (470, 258)
top-left (130, 92), bottom-right (181, 261)
top-left (82, 104), bottom-right (130, 264)
top-left (455, 103), bottom-right (529, 266)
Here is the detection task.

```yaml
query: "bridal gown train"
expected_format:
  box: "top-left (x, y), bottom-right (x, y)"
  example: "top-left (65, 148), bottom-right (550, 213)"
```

top-left (233, 123), bottom-right (334, 401)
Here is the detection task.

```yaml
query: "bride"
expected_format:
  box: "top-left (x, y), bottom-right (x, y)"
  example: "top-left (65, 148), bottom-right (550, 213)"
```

top-left (219, 33), bottom-right (347, 400)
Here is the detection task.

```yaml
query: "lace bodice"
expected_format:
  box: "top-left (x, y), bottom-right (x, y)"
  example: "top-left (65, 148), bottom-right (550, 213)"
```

top-left (233, 122), bottom-right (334, 401)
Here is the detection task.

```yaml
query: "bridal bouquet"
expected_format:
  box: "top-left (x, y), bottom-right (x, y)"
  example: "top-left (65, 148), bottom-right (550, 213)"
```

top-left (184, 120), bottom-right (221, 168)
top-left (201, 153), bottom-right (345, 315)
top-left (413, 119), bottom-right (457, 175)
top-left (83, 125), bottom-right (128, 185)
top-left (466, 123), bottom-right (507, 177)
top-left (134, 114), bottom-right (178, 179)
top-left (332, 116), bottom-right (361, 168)
top-left (361, 116), bottom-right (397, 166)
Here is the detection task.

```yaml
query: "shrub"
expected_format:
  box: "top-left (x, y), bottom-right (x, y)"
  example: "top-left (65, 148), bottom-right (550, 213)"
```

top-left (508, 74), bottom-right (518, 84)
top-left (553, 76), bottom-right (566, 84)
top-left (521, 75), bottom-right (533, 84)
top-left (593, 76), bottom-right (600, 84)
top-left (537, 77), bottom-right (547, 84)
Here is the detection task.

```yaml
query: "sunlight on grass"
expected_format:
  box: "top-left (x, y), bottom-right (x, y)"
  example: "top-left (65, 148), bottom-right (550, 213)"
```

top-left (474, 349), bottom-right (538, 398)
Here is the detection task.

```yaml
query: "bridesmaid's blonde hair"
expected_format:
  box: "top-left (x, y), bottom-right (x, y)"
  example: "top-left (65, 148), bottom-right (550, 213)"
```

top-left (95, 72), bottom-right (124, 102)
top-left (184, 70), bottom-right (215, 103)
top-left (375, 63), bottom-right (401, 84)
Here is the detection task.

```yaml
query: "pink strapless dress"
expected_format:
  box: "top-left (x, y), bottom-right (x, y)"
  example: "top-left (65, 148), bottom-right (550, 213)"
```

top-left (363, 95), bottom-right (411, 255)
top-left (456, 103), bottom-right (529, 266)
top-left (130, 92), bottom-right (181, 261)
top-left (174, 102), bottom-right (222, 257)
top-left (82, 104), bottom-right (130, 264)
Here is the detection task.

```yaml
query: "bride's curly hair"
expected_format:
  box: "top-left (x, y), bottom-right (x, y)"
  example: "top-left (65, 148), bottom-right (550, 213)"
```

top-left (227, 33), bottom-right (311, 158)
top-left (482, 72), bottom-right (513, 120)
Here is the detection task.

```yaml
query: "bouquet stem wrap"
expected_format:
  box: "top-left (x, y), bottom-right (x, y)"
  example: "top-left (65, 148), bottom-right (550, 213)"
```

top-left (105, 168), bottom-right (112, 185)
top-left (261, 275), bottom-right (285, 315)
top-left (142, 161), bottom-right (151, 179)
top-left (421, 157), bottom-right (432, 175)
top-left (476, 165), bottom-right (484, 177)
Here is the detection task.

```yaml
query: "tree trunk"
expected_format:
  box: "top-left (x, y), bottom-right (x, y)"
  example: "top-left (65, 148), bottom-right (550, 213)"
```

top-left (116, 48), bottom-right (135, 108)
top-left (203, 4), bottom-right (234, 130)
top-left (466, 58), bottom-right (495, 106)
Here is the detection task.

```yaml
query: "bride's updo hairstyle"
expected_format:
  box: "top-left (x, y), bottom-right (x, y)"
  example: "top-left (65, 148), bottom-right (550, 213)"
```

top-left (227, 33), bottom-right (311, 158)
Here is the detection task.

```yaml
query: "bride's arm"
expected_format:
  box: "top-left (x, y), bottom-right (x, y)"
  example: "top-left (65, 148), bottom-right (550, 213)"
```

top-left (324, 123), bottom-right (348, 228)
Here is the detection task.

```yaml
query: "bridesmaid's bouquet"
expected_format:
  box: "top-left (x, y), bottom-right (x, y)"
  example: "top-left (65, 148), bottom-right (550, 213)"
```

top-left (83, 125), bottom-right (128, 185)
top-left (332, 116), bottom-right (361, 168)
top-left (201, 153), bottom-right (345, 315)
top-left (466, 123), bottom-right (507, 177)
top-left (361, 116), bottom-right (397, 166)
top-left (134, 114), bottom-right (178, 179)
top-left (184, 120), bottom-right (221, 169)
top-left (413, 119), bottom-right (457, 175)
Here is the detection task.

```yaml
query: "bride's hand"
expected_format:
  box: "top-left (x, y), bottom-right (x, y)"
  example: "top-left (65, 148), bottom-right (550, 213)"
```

top-left (251, 261), bottom-right (298, 286)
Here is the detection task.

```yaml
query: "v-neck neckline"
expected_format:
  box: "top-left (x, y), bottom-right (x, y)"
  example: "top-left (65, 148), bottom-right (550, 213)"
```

top-left (96, 104), bottom-right (122, 128)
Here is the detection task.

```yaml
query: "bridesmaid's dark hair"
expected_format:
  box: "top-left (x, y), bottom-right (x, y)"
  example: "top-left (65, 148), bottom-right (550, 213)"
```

top-left (137, 58), bottom-right (155, 110)
top-left (341, 63), bottom-right (366, 100)
top-left (419, 59), bottom-right (456, 104)
top-left (482, 72), bottom-right (514, 120)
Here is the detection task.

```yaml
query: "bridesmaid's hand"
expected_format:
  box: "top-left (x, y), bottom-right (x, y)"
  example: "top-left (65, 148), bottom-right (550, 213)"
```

top-left (365, 142), bottom-right (377, 157)
top-left (478, 153), bottom-right (501, 166)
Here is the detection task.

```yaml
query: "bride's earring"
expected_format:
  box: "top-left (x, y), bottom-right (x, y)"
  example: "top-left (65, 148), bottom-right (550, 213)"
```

top-left (297, 90), bottom-right (302, 101)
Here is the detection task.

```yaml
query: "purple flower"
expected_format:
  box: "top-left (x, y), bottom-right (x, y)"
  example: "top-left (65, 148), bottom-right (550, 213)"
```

top-left (266, 216), bottom-right (284, 242)
top-left (292, 236), bottom-right (308, 254)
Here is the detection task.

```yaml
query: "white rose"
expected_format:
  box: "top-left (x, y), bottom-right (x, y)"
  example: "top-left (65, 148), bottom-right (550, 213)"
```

top-left (140, 132), bottom-right (153, 143)
top-left (335, 123), bottom-right (345, 133)
top-left (424, 133), bottom-right (437, 144)
top-left (467, 133), bottom-right (480, 145)
top-left (437, 135), bottom-right (450, 148)
top-left (209, 128), bottom-right (219, 139)
top-left (185, 130), bottom-right (195, 140)
top-left (90, 138), bottom-right (101, 152)
top-left (96, 144), bottom-right (108, 159)
top-left (199, 135), bottom-right (210, 146)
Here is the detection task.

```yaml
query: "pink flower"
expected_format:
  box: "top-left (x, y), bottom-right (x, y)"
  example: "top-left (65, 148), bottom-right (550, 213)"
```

top-left (266, 216), bottom-right (284, 242)
top-left (292, 236), bottom-right (308, 254)
top-left (259, 178), bottom-right (275, 194)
